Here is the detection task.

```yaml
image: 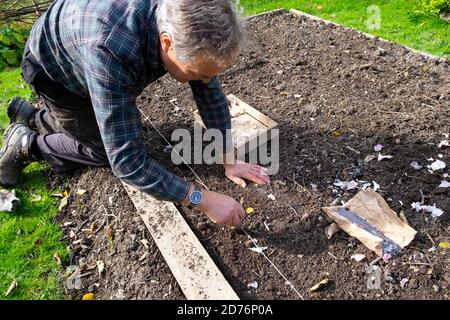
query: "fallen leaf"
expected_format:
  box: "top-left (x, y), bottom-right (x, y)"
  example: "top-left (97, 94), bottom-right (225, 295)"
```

top-left (59, 196), bottom-right (68, 211)
top-left (439, 242), bottom-right (450, 250)
top-left (104, 225), bottom-right (113, 239)
top-left (330, 130), bottom-right (342, 137)
top-left (398, 210), bottom-right (409, 225)
top-left (82, 293), bottom-right (95, 300)
top-left (5, 279), bottom-right (17, 297)
top-left (90, 223), bottom-right (95, 235)
top-left (97, 261), bottom-right (105, 275)
top-left (51, 193), bottom-right (64, 198)
top-left (325, 223), bottom-right (339, 239)
top-left (377, 153), bottom-right (393, 161)
top-left (410, 161), bottom-right (423, 170)
top-left (31, 194), bottom-right (42, 202)
top-left (309, 278), bottom-right (329, 292)
top-left (246, 207), bottom-right (254, 215)
top-left (76, 189), bottom-right (87, 196)
top-left (53, 253), bottom-right (62, 265)
top-left (249, 246), bottom-right (268, 254)
top-left (364, 154), bottom-right (377, 163)
top-left (351, 254), bottom-right (366, 262)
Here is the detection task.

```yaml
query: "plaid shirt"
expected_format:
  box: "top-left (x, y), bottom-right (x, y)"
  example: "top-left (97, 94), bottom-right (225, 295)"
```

top-left (28, 0), bottom-right (231, 202)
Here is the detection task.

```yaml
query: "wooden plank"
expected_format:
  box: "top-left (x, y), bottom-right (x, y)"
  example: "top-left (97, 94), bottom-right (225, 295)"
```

top-left (194, 95), bottom-right (278, 155)
top-left (122, 182), bottom-right (239, 300)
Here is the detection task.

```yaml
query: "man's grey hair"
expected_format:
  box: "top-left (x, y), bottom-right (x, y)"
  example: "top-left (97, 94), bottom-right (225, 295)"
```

top-left (156, 0), bottom-right (245, 64)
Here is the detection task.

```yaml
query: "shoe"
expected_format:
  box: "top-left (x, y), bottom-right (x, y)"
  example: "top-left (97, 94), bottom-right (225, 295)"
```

top-left (0, 124), bottom-right (34, 187)
top-left (7, 96), bottom-right (37, 126)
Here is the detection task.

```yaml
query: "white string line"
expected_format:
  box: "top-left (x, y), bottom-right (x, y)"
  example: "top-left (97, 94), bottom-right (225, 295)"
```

top-left (137, 105), bottom-right (305, 300)
top-left (137, 106), bottom-right (208, 190)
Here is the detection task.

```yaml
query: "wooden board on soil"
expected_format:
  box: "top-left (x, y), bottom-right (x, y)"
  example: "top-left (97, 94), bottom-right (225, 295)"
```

top-left (194, 94), bottom-right (278, 155)
top-left (122, 182), bottom-right (239, 300)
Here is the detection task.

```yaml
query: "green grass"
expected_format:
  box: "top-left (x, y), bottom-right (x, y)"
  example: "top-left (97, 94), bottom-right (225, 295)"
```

top-left (0, 69), bottom-right (68, 300)
top-left (241, 0), bottom-right (450, 57)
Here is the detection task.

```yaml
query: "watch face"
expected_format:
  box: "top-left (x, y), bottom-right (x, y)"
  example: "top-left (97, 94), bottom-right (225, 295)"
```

top-left (190, 190), bottom-right (203, 205)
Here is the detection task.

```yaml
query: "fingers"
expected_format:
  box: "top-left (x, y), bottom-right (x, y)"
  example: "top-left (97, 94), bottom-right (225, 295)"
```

top-left (236, 204), bottom-right (245, 220)
top-left (229, 204), bottom-right (245, 227)
top-left (228, 174), bottom-right (247, 188)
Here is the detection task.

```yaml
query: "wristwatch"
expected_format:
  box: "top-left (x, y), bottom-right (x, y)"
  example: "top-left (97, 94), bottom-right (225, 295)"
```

top-left (187, 185), bottom-right (203, 210)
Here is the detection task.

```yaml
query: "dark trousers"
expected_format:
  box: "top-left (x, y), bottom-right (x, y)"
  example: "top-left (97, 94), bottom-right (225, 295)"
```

top-left (21, 44), bottom-right (109, 174)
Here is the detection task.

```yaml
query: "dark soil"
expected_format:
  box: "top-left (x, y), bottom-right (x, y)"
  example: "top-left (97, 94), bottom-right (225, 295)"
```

top-left (56, 11), bottom-right (449, 300)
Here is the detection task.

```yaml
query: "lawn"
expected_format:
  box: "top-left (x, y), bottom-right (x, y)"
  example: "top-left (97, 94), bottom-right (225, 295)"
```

top-left (242, 0), bottom-right (450, 57)
top-left (0, 69), bottom-right (68, 300)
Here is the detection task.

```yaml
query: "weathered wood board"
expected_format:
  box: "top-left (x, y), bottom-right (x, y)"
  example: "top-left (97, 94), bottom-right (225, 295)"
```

top-left (122, 182), bottom-right (239, 300)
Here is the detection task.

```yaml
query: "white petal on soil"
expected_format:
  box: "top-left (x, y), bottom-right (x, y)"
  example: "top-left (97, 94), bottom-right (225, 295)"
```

top-left (333, 179), bottom-right (358, 191)
top-left (247, 281), bottom-right (259, 289)
top-left (411, 202), bottom-right (444, 218)
top-left (325, 223), bottom-right (340, 239)
top-left (410, 161), bottom-right (422, 170)
top-left (351, 254), bottom-right (366, 262)
top-left (377, 153), bottom-right (393, 161)
top-left (411, 202), bottom-right (423, 212)
top-left (400, 278), bottom-right (409, 289)
top-left (374, 144), bottom-right (384, 152)
top-left (438, 140), bottom-right (449, 148)
top-left (5, 279), bottom-right (17, 296)
top-left (97, 261), bottom-right (105, 275)
top-left (438, 181), bottom-right (450, 188)
top-left (372, 181), bottom-right (380, 192)
top-left (362, 182), bottom-right (372, 190)
top-left (267, 194), bottom-right (276, 201)
top-left (249, 246), bottom-right (268, 254)
top-left (427, 160), bottom-right (446, 171)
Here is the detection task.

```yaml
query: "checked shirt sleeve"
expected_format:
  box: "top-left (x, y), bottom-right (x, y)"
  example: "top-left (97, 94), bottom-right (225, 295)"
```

top-left (84, 45), bottom-right (190, 202)
top-left (189, 77), bottom-right (233, 153)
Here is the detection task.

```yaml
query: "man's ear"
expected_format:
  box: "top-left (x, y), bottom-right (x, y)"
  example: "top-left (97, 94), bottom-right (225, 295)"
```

top-left (160, 33), bottom-right (173, 55)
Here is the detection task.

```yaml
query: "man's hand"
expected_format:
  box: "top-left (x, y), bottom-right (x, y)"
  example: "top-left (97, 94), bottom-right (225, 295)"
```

top-left (181, 184), bottom-right (245, 226)
top-left (199, 190), bottom-right (245, 226)
top-left (224, 159), bottom-right (270, 188)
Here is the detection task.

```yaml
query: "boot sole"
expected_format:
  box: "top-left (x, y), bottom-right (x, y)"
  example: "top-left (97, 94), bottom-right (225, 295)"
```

top-left (0, 124), bottom-right (28, 187)
top-left (0, 124), bottom-right (22, 158)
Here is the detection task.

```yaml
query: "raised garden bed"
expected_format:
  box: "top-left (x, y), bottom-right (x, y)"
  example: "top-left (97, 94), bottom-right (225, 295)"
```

top-left (58, 10), bottom-right (449, 300)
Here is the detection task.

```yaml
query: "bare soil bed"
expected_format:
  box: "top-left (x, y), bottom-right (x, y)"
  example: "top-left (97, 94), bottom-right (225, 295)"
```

top-left (56, 11), bottom-right (449, 300)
